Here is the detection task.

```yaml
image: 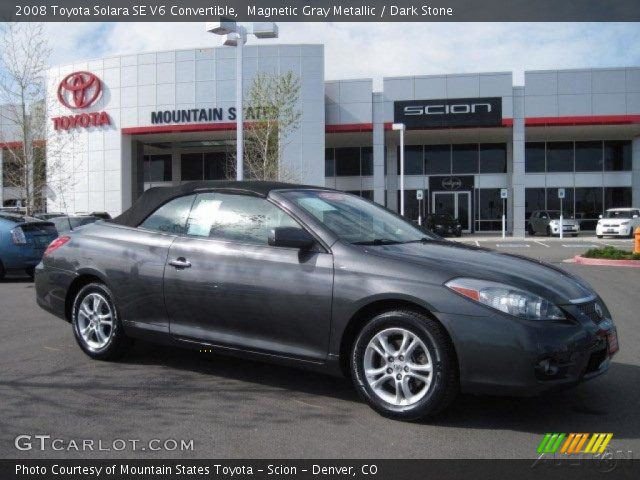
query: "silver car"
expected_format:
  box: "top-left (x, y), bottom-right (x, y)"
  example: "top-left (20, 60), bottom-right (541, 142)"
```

top-left (528, 210), bottom-right (580, 237)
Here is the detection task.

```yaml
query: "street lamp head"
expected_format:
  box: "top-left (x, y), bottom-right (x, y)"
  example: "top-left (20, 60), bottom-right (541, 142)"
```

top-left (252, 22), bottom-right (279, 39)
top-left (205, 18), bottom-right (237, 35)
top-left (223, 34), bottom-right (237, 47)
top-left (392, 123), bottom-right (405, 131)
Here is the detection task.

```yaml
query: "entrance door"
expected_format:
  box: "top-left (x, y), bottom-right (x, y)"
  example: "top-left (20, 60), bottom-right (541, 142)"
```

top-left (432, 191), bottom-right (472, 233)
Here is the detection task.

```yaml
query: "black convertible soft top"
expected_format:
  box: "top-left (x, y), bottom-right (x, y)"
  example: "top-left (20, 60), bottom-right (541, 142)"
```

top-left (112, 180), bottom-right (331, 227)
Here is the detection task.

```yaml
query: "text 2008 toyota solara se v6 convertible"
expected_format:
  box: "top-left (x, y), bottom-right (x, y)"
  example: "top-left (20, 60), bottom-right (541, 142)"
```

top-left (35, 181), bottom-right (619, 420)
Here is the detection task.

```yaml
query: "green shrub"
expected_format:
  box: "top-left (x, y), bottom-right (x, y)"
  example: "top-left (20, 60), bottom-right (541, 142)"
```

top-left (583, 245), bottom-right (640, 260)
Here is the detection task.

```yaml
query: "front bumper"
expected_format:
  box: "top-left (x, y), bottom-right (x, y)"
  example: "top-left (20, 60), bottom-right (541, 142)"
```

top-left (550, 224), bottom-right (580, 235)
top-left (437, 301), bottom-right (617, 396)
top-left (596, 225), bottom-right (632, 236)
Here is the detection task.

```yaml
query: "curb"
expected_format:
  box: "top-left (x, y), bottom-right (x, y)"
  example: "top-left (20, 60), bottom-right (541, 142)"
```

top-left (573, 255), bottom-right (640, 268)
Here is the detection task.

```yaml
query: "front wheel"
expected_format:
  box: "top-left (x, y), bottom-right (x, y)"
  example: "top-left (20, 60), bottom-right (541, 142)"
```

top-left (350, 310), bottom-right (458, 420)
top-left (0, 261), bottom-right (5, 281)
top-left (72, 282), bottom-right (132, 360)
top-left (25, 267), bottom-right (35, 280)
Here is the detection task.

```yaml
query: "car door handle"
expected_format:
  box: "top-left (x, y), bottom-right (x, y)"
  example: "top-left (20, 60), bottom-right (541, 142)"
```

top-left (169, 258), bottom-right (191, 269)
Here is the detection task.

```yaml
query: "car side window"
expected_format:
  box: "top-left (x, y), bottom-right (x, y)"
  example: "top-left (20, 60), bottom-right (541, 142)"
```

top-left (139, 194), bottom-right (196, 234)
top-left (186, 192), bottom-right (302, 245)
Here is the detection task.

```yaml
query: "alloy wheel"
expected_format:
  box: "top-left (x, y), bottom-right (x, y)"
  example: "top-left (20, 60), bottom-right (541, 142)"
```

top-left (77, 292), bottom-right (114, 351)
top-left (363, 328), bottom-right (433, 406)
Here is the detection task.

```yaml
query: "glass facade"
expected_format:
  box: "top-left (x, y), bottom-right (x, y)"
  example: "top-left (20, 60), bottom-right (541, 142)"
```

top-left (525, 187), bottom-right (632, 230)
top-left (526, 140), bottom-right (632, 173)
top-left (326, 147), bottom-right (375, 177)
top-left (476, 189), bottom-right (506, 231)
top-left (143, 154), bottom-right (172, 182)
top-left (180, 152), bottom-right (231, 181)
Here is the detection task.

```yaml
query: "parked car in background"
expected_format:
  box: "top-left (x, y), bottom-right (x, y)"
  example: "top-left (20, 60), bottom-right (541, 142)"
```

top-left (76, 211), bottom-right (112, 220)
top-left (596, 208), bottom-right (640, 238)
top-left (528, 210), bottom-right (580, 237)
top-left (51, 215), bottom-right (101, 235)
top-left (36, 181), bottom-right (618, 420)
top-left (33, 212), bottom-right (66, 221)
top-left (0, 213), bottom-right (58, 280)
top-left (424, 213), bottom-right (462, 237)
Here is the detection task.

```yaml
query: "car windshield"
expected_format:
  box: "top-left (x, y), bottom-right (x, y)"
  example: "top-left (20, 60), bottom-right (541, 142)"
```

top-left (281, 190), bottom-right (433, 245)
top-left (432, 214), bottom-right (454, 221)
top-left (603, 210), bottom-right (632, 219)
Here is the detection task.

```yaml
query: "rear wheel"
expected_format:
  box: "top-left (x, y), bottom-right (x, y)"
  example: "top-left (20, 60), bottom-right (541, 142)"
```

top-left (527, 224), bottom-right (534, 236)
top-left (0, 261), bottom-right (5, 281)
top-left (72, 282), bottom-right (132, 360)
top-left (25, 267), bottom-right (35, 280)
top-left (546, 226), bottom-right (552, 237)
top-left (350, 310), bottom-right (458, 420)
top-left (597, 235), bottom-right (603, 239)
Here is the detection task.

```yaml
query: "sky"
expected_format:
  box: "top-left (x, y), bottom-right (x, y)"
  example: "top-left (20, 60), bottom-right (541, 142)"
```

top-left (26, 22), bottom-right (640, 89)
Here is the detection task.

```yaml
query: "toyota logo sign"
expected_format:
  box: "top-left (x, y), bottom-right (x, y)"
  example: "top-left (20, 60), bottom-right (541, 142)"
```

top-left (57, 71), bottom-right (102, 109)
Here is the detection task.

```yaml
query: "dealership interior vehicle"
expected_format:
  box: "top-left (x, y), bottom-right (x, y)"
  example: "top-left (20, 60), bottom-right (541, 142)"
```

top-left (0, 213), bottom-right (58, 280)
top-left (424, 213), bottom-right (462, 237)
top-left (35, 181), bottom-right (618, 420)
top-left (596, 208), bottom-right (640, 238)
top-left (528, 210), bottom-right (580, 237)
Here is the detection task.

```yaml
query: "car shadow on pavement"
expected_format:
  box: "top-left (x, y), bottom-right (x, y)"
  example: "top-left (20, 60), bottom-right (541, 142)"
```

top-left (121, 342), bottom-right (639, 439)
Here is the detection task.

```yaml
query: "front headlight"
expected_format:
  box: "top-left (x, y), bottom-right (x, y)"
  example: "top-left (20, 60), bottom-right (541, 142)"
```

top-left (445, 278), bottom-right (566, 320)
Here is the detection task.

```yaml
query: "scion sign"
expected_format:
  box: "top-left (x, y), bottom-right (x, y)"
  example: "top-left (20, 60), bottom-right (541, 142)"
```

top-left (394, 97), bottom-right (502, 128)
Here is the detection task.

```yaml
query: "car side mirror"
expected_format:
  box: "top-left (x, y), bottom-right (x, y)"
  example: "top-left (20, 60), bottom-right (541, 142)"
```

top-left (268, 227), bottom-right (315, 249)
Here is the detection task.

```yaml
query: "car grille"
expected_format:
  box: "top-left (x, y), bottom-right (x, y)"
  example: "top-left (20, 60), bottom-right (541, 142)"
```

top-left (576, 301), bottom-right (605, 324)
top-left (602, 224), bottom-right (619, 228)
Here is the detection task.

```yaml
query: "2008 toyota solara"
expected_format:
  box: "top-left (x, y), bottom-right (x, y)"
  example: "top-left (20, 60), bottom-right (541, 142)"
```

top-left (35, 181), bottom-right (619, 420)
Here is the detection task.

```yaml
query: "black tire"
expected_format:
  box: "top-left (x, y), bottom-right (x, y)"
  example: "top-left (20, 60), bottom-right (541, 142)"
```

top-left (350, 310), bottom-right (458, 421)
top-left (0, 260), bottom-right (5, 281)
top-left (597, 235), bottom-right (603, 239)
top-left (455, 232), bottom-right (462, 237)
top-left (527, 224), bottom-right (534, 236)
top-left (71, 282), bottom-right (132, 360)
top-left (546, 226), bottom-right (551, 237)
top-left (571, 234), bottom-right (579, 237)
top-left (25, 267), bottom-right (35, 280)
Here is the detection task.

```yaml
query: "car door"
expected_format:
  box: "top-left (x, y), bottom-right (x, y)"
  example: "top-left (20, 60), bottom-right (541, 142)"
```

top-left (163, 192), bottom-right (334, 363)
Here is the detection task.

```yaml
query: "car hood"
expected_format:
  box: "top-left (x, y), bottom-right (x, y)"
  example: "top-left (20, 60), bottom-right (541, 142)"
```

top-left (362, 240), bottom-right (594, 305)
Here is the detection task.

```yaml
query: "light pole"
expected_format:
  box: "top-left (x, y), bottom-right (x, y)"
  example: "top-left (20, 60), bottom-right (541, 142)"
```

top-left (392, 123), bottom-right (406, 216)
top-left (206, 20), bottom-right (278, 181)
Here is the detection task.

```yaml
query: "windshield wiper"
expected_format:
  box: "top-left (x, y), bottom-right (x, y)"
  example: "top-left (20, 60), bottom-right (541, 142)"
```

top-left (397, 237), bottom-right (432, 244)
top-left (352, 238), bottom-right (403, 245)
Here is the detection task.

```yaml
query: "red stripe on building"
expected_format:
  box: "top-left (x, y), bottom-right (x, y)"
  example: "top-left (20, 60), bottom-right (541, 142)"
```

top-left (120, 114), bottom-right (640, 136)
top-left (525, 115), bottom-right (640, 127)
top-left (121, 122), bottom-right (238, 135)
top-left (325, 123), bottom-right (374, 133)
top-left (0, 141), bottom-right (24, 149)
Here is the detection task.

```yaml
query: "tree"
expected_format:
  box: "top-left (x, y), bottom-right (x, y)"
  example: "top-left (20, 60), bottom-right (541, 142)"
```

top-left (230, 71), bottom-right (302, 182)
top-left (0, 22), bottom-right (75, 214)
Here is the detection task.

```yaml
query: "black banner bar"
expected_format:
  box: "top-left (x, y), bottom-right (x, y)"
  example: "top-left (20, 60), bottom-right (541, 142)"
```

top-left (2, 459), bottom-right (639, 480)
top-left (1, 0), bottom-right (640, 22)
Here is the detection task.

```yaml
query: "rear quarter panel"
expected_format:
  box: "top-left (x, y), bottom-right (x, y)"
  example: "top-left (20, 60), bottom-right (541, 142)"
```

top-left (43, 222), bottom-right (175, 329)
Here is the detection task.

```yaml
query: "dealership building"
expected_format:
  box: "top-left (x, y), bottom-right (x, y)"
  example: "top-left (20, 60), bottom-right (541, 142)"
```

top-left (1, 43), bottom-right (639, 236)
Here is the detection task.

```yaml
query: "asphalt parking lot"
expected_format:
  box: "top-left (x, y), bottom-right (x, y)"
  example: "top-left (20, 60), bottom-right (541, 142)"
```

top-left (1, 237), bottom-right (638, 460)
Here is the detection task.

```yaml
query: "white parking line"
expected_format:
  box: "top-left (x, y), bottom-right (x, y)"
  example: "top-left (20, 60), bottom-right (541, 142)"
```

top-left (474, 240), bottom-right (480, 247)
top-left (496, 244), bottom-right (530, 248)
top-left (562, 244), bottom-right (597, 248)
top-left (533, 240), bottom-right (550, 248)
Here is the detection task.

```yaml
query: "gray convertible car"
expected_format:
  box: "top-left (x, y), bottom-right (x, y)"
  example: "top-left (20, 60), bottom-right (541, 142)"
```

top-left (35, 181), bottom-right (618, 420)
